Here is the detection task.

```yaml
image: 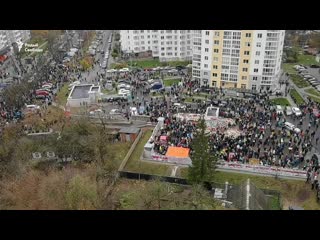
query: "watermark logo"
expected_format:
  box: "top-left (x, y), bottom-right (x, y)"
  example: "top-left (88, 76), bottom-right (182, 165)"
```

top-left (25, 43), bottom-right (43, 53)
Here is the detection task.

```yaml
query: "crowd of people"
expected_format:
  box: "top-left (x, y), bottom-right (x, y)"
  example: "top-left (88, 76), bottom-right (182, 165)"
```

top-left (153, 117), bottom-right (196, 155)
top-left (146, 82), bottom-right (320, 170)
top-left (306, 156), bottom-right (320, 202)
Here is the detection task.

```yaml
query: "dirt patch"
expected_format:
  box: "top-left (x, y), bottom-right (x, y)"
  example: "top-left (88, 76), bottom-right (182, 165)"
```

top-left (297, 189), bottom-right (311, 202)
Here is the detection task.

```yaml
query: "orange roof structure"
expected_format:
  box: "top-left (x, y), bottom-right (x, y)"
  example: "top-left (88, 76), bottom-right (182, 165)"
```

top-left (166, 147), bottom-right (190, 158)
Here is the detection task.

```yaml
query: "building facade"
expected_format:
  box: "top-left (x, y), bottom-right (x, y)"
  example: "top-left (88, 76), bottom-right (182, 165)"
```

top-left (192, 30), bottom-right (285, 91)
top-left (0, 30), bottom-right (31, 52)
top-left (120, 30), bottom-right (193, 62)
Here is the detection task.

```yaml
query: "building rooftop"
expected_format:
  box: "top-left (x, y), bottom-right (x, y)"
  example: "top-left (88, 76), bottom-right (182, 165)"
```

top-left (70, 85), bottom-right (92, 99)
top-left (119, 127), bottom-right (140, 134)
top-left (91, 86), bottom-right (100, 92)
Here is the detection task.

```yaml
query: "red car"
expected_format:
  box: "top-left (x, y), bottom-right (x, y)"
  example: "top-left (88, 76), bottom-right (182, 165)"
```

top-left (313, 108), bottom-right (320, 118)
top-left (36, 89), bottom-right (49, 96)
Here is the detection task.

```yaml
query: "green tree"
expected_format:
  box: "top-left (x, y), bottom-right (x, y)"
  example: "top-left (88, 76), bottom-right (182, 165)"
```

top-left (188, 118), bottom-right (217, 184)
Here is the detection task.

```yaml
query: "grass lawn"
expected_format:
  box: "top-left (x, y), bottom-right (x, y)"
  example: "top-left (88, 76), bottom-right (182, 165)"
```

top-left (56, 84), bottom-right (69, 106)
top-left (290, 89), bottom-right (305, 105)
top-left (184, 96), bottom-right (206, 103)
top-left (124, 129), bottom-right (171, 176)
top-left (297, 54), bottom-right (318, 65)
top-left (112, 58), bottom-right (191, 69)
top-left (305, 88), bottom-right (320, 97)
top-left (270, 98), bottom-right (291, 106)
top-left (102, 89), bottom-right (116, 95)
top-left (179, 168), bottom-right (320, 210)
top-left (108, 142), bottom-right (131, 169)
top-left (290, 74), bottom-right (310, 88)
top-left (282, 63), bottom-right (297, 75)
top-left (163, 78), bottom-right (180, 87)
top-left (309, 95), bottom-right (320, 104)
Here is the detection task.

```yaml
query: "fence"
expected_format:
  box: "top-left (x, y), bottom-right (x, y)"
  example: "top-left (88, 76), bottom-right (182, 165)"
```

top-left (131, 115), bottom-right (150, 122)
top-left (117, 170), bottom-right (282, 210)
top-left (118, 130), bottom-right (143, 171)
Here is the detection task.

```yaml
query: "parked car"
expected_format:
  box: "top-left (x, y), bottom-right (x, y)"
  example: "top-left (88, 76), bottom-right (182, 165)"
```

top-left (284, 122), bottom-right (301, 134)
top-left (292, 107), bottom-right (302, 116)
top-left (310, 64), bottom-right (320, 68)
top-left (26, 104), bottom-right (40, 110)
top-left (130, 107), bottom-right (138, 116)
top-left (173, 103), bottom-right (186, 110)
top-left (311, 82), bottom-right (320, 87)
top-left (89, 109), bottom-right (103, 116)
top-left (276, 105), bottom-right (283, 115)
top-left (110, 109), bottom-right (121, 115)
top-left (285, 106), bottom-right (293, 116)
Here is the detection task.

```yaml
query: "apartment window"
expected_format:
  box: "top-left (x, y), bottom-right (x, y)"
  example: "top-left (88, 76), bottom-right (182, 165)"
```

top-left (205, 48), bottom-right (209, 52)
top-left (243, 59), bottom-right (249, 64)
top-left (257, 33), bottom-right (262, 38)
top-left (212, 73), bottom-right (218, 77)
top-left (161, 36), bottom-right (164, 39)
top-left (245, 33), bottom-right (251, 38)
top-left (256, 51), bottom-right (260, 56)
top-left (140, 30), bottom-right (144, 33)
top-left (204, 72), bottom-right (208, 76)
top-left (205, 40), bottom-right (209, 44)
top-left (253, 76), bottom-right (258, 81)
top-left (161, 47), bottom-right (165, 50)
top-left (256, 42), bottom-right (261, 47)
top-left (244, 51), bottom-right (250, 55)
top-left (242, 68), bottom-right (248, 72)
top-left (204, 31), bottom-right (209, 36)
top-left (254, 68), bottom-right (258, 73)
top-left (161, 53), bottom-right (165, 56)
top-left (245, 42), bottom-right (251, 47)
top-left (213, 65), bottom-right (218, 69)
top-left (214, 31), bottom-right (220, 37)
top-left (254, 60), bottom-right (259, 64)
top-left (214, 49), bottom-right (219, 53)
top-left (213, 57), bottom-right (219, 62)
top-left (214, 40), bottom-right (219, 45)
top-left (205, 56), bottom-right (208, 60)
top-left (148, 41), bottom-right (150, 44)
top-left (204, 64), bottom-right (208, 68)
top-left (242, 76), bottom-right (247, 80)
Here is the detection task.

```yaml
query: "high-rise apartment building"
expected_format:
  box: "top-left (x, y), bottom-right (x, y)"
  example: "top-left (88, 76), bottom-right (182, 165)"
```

top-left (120, 30), bottom-right (193, 62)
top-left (0, 30), bottom-right (31, 52)
top-left (192, 30), bottom-right (285, 91)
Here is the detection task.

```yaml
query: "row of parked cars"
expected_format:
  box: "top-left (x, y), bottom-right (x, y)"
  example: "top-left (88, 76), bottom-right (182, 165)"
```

top-left (294, 64), bottom-right (320, 91)
top-left (275, 105), bottom-right (302, 116)
top-left (275, 104), bottom-right (320, 118)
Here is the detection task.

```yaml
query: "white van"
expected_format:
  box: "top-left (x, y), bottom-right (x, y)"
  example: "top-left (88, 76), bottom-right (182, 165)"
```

top-left (284, 122), bottom-right (301, 133)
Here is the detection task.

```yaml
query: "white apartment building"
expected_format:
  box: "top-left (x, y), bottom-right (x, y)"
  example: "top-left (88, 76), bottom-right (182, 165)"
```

top-left (0, 30), bottom-right (31, 52)
top-left (192, 30), bottom-right (213, 87)
top-left (192, 30), bottom-right (285, 91)
top-left (120, 30), bottom-right (193, 62)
